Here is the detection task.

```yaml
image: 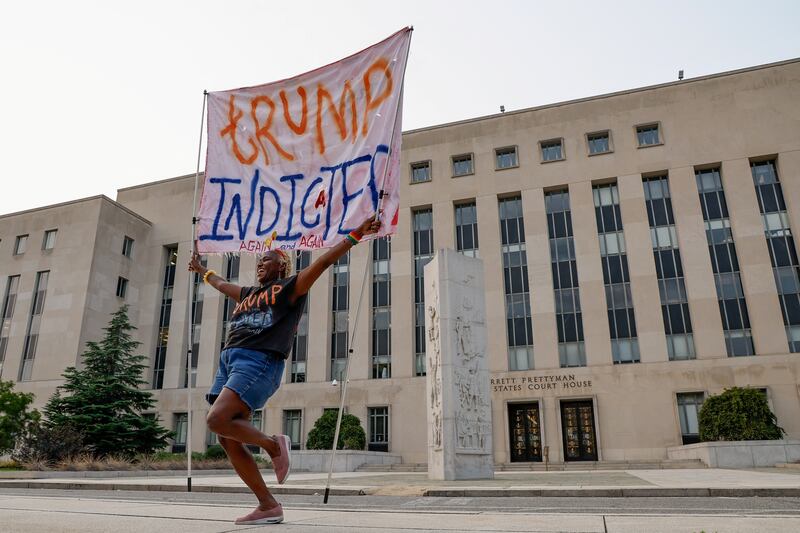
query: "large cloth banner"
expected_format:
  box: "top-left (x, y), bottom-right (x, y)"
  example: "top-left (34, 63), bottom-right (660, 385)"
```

top-left (197, 28), bottom-right (412, 253)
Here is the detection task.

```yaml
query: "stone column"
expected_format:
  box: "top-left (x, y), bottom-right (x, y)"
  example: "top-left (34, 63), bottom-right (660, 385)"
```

top-left (425, 248), bottom-right (493, 480)
top-left (569, 181), bottom-right (613, 366)
top-left (669, 166), bottom-right (727, 359)
top-left (722, 159), bottom-right (787, 355)
top-left (618, 174), bottom-right (669, 363)
top-left (522, 188), bottom-right (560, 370)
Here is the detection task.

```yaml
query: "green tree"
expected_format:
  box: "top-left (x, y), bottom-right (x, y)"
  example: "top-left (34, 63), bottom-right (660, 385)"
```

top-left (43, 306), bottom-right (171, 457)
top-left (0, 380), bottom-right (40, 454)
top-left (306, 410), bottom-right (366, 451)
top-left (698, 387), bottom-right (785, 442)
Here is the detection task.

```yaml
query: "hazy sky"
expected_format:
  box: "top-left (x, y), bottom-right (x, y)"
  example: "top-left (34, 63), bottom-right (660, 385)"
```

top-left (1, 0), bottom-right (798, 215)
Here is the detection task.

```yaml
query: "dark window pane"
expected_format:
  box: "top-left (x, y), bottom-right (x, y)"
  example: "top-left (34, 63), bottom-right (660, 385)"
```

top-left (628, 309), bottom-right (638, 337)
top-left (563, 314), bottom-right (577, 341)
top-left (607, 256), bottom-right (623, 284)
top-left (615, 309), bottom-right (630, 338)
top-left (723, 299), bottom-right (744, 330)
top-left (558, 261), bottom-right (574, 289)
top-left (602, 206), bottom-right (617, 232)
top-left (782, 294), bottom-right (800, 325)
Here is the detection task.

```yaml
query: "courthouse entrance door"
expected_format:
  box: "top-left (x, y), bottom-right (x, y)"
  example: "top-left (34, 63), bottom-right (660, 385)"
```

top-left (508, 402), bottom-right (543, 462)
top-left (560, 400), bottom-right (598, 461)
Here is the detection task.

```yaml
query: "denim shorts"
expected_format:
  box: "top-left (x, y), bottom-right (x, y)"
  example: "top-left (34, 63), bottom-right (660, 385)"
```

top-left (206, 347), bottom-right (285, 413)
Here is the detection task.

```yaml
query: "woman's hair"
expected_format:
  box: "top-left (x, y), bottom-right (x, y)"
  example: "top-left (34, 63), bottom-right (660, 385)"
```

top-left (271, 249), bottom-right (291, 279)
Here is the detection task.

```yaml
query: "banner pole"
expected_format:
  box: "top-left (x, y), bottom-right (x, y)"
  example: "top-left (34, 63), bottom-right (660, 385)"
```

top-left (186, 90), bottom-right (208, 493)
top-left (323, 29), bottom-right (413, 505)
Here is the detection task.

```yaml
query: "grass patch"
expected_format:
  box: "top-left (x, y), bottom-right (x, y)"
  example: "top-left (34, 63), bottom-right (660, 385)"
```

top-left (0, 459), bottom-right (23, 471)
top-left (15, 449), bottom-right (271, 471)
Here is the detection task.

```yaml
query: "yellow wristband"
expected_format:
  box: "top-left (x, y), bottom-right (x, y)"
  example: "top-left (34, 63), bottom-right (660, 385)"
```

top-left (203, 270), bottom-right (217, 284)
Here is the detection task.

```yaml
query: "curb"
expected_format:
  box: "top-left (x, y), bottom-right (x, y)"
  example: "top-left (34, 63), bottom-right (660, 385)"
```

top-left (0, 481), bottom-right (364, 496)
top-left (0, 469), bottom-right (258, 480)
top-left (422, 487), bottom-right (800, 497)
top-left (2, 481), bottom-right (799, 497)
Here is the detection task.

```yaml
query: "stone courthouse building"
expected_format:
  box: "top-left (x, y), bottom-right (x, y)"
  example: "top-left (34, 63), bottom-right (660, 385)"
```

top-left (2, 58), bottom-right (799, 464)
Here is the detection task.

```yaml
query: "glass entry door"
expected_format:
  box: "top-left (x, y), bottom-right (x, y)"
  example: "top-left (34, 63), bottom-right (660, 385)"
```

top-left (560, 400), bottom-right (598, 461)
top-left (508, 402), bottom-right (542, 462)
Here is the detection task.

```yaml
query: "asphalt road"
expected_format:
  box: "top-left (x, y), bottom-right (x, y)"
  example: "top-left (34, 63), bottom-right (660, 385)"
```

top-left (2, 488), bottom-right (800, 532)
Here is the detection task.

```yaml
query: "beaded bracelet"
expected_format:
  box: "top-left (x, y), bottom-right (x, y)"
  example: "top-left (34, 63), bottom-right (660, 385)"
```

top-left (346, 230), bottom-right (362, 246)
top-left (202, 269), bottom-right (217, 284)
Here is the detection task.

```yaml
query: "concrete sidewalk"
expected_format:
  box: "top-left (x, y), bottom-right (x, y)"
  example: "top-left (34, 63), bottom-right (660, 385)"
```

top-left (3, 492), bottom-right (800, 532)
top-left (2, 468), bottom-right (800, 497)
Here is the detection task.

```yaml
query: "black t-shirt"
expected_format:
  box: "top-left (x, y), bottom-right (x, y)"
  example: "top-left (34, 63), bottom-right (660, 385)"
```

top-left (224, 275), bottom-right (307, 359)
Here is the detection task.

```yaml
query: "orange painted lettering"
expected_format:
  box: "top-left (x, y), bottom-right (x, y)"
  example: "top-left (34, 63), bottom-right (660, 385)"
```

top-left (280, 86), bottom-right (308, 135)
top-left (257, 291), bottom-right (269, 308)
top-left (220, 95), bottom-right (258, 165)
top-left (315, 82), bottom-right (358, 154)
top-left (362, 57), bottom-right (393, 136)
top-left (270, 284), bottom-right (282, 305)
top-left (251, 95), bottom-right (295, 164)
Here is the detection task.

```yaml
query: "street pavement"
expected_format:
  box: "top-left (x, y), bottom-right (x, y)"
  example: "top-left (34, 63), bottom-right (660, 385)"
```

top-left (2, 488), bottom-right (800, 532)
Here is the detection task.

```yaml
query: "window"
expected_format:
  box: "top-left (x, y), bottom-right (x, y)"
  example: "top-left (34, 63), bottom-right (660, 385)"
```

top-left (696, 168), bottom-right (754, 356)
top-left (185, 257), bottom-right (206, 388)
top-left (413, 208), bottom-right (434, 375)
top-left (153, 246), bottom-right (178, 389)
top-left (644, 175), bottom-right (695, 360)
top-left (19, 271), bottom-right (49, 381)
top-left (220, 254), bottom-right (241, 352)
top-left (368, 406), bottom-right (389, 452)
top-left (206, 428), bottom-right (218, 448)
top-left (594, 183), bottom-right (640, 363)
top-left (540, 139), bottom-right (564, 162)
top-left (290, 251), bottom-right (310, 383)
top-left (495, 146), bottom-right (518, 169)
top-left (283, 410), bottom-right (302, 450)
top-left (0, 275), bottom-right (21, 375)
top-left (122, 236), bottom-right (135, 258)
top-left (455, 202), bottom-right (479, 258)
top-left (116, 277), bottom-right (128, 299)
top-left (636, 123), bottom-right (661, 147)
top-left (410, 161), bottom-right (431, 183)
top-left (246, 410), bottom-right (263, 453)
top-left (546, 190), bottom-right (585, 368)
top-left (676, 392), bottom-right (704, 445)
top-left (751, 159), bottom-right (800, 352)
top-left (587, 131), bottom-right (611, 155)
top-left (372, 238), bottom-right (391, 379)
top-left (451, 154), bottom-right (474, 177)
top-left (172, 412), bottom-right (187, 453)
top-left (42, 229), bottom-right (57, 250)
top-left (14, 235), bottom-right (28, 255)
top-left (499, 196), bottom-right (534, 370)
top-left (331, 252), bottom-right (349, 381)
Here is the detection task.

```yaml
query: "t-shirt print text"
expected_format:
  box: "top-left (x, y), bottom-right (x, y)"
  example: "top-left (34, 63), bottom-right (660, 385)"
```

top-left (234, 284), bottom-right (284, 315)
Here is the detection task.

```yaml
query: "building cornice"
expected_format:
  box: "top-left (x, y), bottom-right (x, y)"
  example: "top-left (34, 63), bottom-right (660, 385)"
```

top-left (0, 195), bottom-right (152, 225)
top-left (402, 57), bottom-right (800, 136)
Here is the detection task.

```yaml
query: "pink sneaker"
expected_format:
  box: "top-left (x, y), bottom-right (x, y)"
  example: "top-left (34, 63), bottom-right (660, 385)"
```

top-left (234, 504), bottom-right (283, 525)
top-left (272, 434), bottom-right (292, 484)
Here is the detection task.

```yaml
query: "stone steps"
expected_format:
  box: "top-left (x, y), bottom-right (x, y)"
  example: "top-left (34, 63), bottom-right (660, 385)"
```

top-left (495, 459), bottom-right (707, 471)
top-left (357, 459), bottom-right (706, 472)
top-left (356, 463), bottom-right (429, 472)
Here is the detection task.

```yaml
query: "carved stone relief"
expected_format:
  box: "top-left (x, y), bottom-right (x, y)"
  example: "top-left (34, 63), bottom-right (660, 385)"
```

top-left (426, 281), bottom-right (442, 450)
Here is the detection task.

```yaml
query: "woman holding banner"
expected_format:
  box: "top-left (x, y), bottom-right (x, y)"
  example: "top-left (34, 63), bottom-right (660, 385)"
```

top-left (187, 215), bottom-right (381, 525)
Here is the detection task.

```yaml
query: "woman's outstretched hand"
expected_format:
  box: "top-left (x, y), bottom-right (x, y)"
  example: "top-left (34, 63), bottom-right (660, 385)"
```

top-left (187, 252), bottom-right (207, 274)
top-left (357, 214), bottom-right (382, 236)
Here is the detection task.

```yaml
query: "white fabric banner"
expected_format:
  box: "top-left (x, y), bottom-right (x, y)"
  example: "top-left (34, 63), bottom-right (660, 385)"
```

top-left (197, 28), bottom-right (412, 253)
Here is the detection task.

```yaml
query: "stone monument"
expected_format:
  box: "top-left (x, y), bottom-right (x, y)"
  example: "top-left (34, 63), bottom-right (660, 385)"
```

top-left (424, 248), bottom-right (493, 480)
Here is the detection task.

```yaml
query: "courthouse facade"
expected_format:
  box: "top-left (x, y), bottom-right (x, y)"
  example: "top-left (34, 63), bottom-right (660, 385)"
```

top-left (2, 58), bottom-right (799, 464)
